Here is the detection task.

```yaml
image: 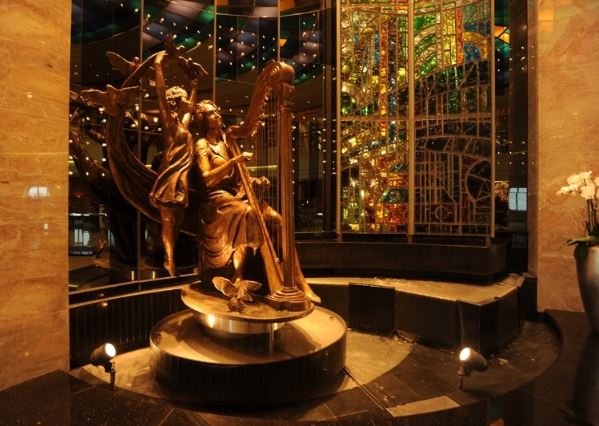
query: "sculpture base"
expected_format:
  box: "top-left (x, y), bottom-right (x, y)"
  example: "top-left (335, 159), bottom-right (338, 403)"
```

top-left (181, 285), bottom-right (313, 335)
top-left (149, 307), bottom-right (347, 403)
top-left (265, 285), bottom-right (313, 311)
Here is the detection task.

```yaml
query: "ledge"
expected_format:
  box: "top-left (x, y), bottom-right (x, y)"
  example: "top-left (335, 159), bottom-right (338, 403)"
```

top-left (298, 239), bottom-right (508, 279)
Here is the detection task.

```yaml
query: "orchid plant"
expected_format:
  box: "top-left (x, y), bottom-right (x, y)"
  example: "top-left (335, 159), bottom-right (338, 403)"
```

top-left (556, 171), bottom-right (599, 259)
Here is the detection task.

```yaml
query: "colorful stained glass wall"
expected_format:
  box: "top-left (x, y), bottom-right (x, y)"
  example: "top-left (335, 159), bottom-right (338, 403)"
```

top-left (340, 0), bottom-right (410, 233)
top-left (340, 0), bottom-right (494, 236)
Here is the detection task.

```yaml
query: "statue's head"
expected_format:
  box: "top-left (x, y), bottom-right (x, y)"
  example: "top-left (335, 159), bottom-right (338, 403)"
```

top-left (165, 86), bottom-right (188, 110)
top-left (193, 100), bottom-right (223, 135)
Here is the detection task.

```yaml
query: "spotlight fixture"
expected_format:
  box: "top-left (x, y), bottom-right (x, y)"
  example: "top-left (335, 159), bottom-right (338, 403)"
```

top-left (458, 347), bottom-right (488, 388)
top-left (90, 343), bottom-right (117, 388)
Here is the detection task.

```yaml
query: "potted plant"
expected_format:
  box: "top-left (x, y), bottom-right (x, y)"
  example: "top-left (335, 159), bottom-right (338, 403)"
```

top-left (557, 171), bottom-right (599, 333)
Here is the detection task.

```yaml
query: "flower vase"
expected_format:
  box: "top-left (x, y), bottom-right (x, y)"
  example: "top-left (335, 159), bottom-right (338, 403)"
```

top-left (576, 246), bottom-right (599, 333)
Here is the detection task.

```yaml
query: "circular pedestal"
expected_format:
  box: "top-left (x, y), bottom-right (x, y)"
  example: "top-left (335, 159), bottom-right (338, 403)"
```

top-left (150, 307), bottom-right (347, 403)
top-left (181, 285), bottom-right (313, 335)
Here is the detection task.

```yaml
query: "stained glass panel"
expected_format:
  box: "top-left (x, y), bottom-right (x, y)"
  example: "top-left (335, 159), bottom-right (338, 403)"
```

top-left (342, 120), bottom-right (409, 232)
top-left (340, 1), bottom-right (410, 233)
top-left (413, 0), bottom-right (493, 236)
top-left (341, 0), bottom-right (493, 236)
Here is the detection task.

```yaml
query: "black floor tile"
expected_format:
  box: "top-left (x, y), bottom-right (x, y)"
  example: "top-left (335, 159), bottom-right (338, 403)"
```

top-left (0, 371), bottom-right (92, 426)
top-left (402, 401), bottom-right (488, 426)
top-left (449, 376), bottom-right (528, 406)
top-left (390, 356), bottom-right (457, 399)
top-left (364, 372), bottom-right (421, 407)
top-left (159, 408), bottom-right (208, 426)
top-left (276, 397), bottom-right (337, 422)
top-left (498, 389), bottom-right (571, 426)
top-left (194, 411), bottom-right (284, 426)
top-left (324, 387), bottom-right (391, 422)
top-left (69, 386), bottom-right (172, 425)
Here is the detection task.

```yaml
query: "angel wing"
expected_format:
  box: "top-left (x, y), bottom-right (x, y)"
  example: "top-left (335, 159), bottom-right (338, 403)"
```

top-left (80, 85), bottom-right (139, 116)
top-left (79, 88), bottom-right (106, 106)
top-left (212, 276), bottom-right (236, 298)
top-left (237, 280), bottom-right (262, 302)
top-left (107, 51), bottom-right (141, 77)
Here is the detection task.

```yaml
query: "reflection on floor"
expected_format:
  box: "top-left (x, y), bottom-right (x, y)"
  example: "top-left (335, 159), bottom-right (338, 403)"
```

top-left (1, 315), bottom-right (570, 425)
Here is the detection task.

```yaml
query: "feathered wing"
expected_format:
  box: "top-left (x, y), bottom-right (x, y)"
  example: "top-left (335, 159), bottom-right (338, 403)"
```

top-left (80, 85), bottom-right (139, 116)
top-left (107, 51), bottom-right (141, 77)
top-left (212, 276), bottom-right (236, 298)
top-left (78, 63), bottom-right (200, 235)
top-left (238, 280), bottom-right (262, 302)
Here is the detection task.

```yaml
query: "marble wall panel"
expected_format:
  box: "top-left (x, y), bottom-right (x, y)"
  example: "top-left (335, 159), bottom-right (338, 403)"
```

top-left (0, 1), bottom-right (70, 120)
top-left (0, 0), bottom-right (70, 390)
top-left (0, 43), bottom-right (70, 122)
top-left (0, 310), bottom-right (69, 391)
top-left (0, 112), bottom-right (69, 155)
top-left (528, 0), bottom-right (539, 278)
top-left (532, 0), bottom-right (599, 311)
top-left (0, 1), bottom-right (71, 56)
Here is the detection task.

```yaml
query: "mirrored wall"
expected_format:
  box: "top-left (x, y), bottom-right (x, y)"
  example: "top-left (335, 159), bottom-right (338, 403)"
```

top-left (69, 0), bottom-right (336, 291)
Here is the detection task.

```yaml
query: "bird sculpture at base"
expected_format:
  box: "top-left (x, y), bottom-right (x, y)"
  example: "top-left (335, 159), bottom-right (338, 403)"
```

top-left (212, 276), bottom-right (262, 313)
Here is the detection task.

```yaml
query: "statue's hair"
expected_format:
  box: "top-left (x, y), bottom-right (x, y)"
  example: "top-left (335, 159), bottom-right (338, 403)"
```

top-left (193, 100), bottom-right (220, 136)
top-left (194, 99), bottom-right (218, 115)
top-left (165, 86), bottom-right (188, 109)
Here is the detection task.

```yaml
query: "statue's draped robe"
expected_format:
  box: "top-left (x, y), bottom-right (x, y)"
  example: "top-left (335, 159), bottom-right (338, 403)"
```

top-left (149, 124), bottom-right (193, 209)
top-left (197, 139), bottom-right (263, 269)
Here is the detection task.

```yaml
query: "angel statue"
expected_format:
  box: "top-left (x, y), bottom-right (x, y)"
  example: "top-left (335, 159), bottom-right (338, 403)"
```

top-left (148, 44), bottom-right (202, 277)
top-left (80, 35), bottom-right (320, 312)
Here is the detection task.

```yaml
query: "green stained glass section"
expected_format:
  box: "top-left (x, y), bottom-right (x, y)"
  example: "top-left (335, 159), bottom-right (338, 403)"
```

top-left (414, 14), bottom-right (436, 32)
top-left (341, 0), bottom-right (493, 236)
top-left (415, 34), bottom-right (435, 57)
top-left (419, 55), bottom-right (437, 77)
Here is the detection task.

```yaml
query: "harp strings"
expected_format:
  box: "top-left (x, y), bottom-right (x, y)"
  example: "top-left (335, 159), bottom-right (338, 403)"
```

top-left (249, 87), bottom-right (282, 260)
top-left (269, 89), bottom-right (280, 259)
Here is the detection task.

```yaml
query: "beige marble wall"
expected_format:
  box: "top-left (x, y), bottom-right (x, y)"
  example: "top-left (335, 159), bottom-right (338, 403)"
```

top-left (531, 0), bottom-right (599, 311)
top-left (0, 0), bottom-right (71, 390)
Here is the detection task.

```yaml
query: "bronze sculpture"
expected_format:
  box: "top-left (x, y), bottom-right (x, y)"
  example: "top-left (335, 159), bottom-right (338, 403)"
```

top-left (80, 36), bottom-right (319, 312)
top-left (149, 50), bottom-right (201, 277)
top-left (191, 99), bottom-right (320, 307)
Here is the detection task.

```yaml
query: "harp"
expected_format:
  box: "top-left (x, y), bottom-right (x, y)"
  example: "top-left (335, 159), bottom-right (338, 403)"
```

top-left (226, 61), bottom-right (311, 311)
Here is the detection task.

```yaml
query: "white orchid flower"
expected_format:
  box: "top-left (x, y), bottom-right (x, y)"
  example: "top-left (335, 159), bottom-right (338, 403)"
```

top-left (567, 171), bottom-right (593, 189)
top-left (566, 173), bottom-right (583, 187)
top-left (557, 171), bottom-right (599, 244)
top-left (556, 185), bottom-right (576, 195)
top-left (581, 183), bottom-right (596, 200)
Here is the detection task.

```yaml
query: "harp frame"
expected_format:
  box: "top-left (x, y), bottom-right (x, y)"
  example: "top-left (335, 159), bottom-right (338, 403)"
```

top-left (226, 61), bottom-right (311, 311)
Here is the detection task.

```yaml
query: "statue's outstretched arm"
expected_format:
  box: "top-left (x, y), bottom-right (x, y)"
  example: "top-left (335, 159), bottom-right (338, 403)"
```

top-left (154, 52), bottom-right (172, 135)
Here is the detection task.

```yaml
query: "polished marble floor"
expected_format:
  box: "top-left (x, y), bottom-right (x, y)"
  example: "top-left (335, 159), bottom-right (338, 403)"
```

top-left (5, 310), bottom-right (595, 425)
